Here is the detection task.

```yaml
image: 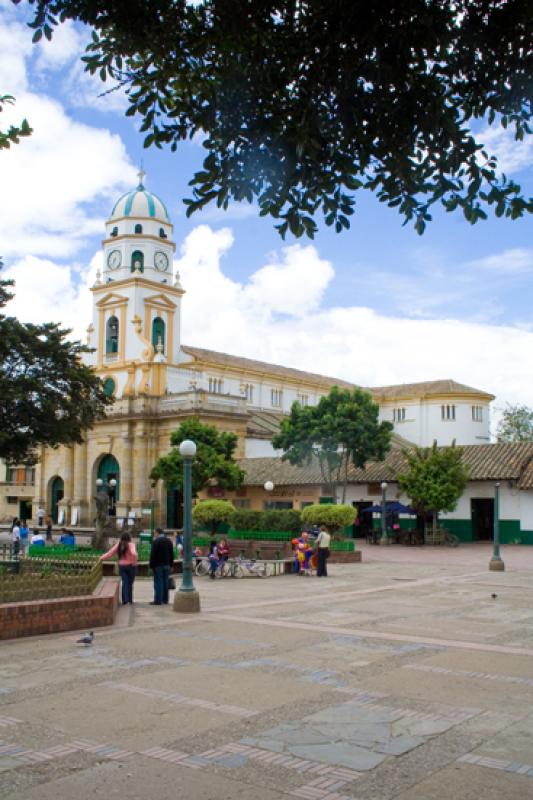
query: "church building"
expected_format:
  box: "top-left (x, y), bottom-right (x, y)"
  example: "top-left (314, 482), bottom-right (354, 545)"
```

top-left (1, 176), bottom-right (495, 529)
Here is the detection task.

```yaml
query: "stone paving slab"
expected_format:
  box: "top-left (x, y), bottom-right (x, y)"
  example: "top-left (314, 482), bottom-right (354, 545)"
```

top-left (1, 548), bottom-right (533, 799)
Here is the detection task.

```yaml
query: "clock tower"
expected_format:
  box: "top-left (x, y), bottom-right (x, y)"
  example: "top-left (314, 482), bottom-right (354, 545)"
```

top-left (86, 171), bottom-right (184, 399)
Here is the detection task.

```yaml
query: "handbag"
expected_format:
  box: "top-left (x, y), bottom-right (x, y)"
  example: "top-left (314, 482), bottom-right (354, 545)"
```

top-left (168, 576), bottom-right (176, 590)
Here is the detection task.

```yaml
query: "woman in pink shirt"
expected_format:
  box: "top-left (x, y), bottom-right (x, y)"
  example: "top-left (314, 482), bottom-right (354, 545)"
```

top-left (100, 532), bottom-right (138, 604)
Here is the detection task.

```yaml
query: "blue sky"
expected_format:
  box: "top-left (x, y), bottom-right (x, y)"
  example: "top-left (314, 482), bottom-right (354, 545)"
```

top-left (1, 1), bottom-right (532, 428)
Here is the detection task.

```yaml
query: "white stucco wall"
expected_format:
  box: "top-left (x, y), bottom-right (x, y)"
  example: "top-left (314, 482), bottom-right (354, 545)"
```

top-left (379, 399), bottom-right (491, 446)
top-left (244, 438), bottom-right (284, 458)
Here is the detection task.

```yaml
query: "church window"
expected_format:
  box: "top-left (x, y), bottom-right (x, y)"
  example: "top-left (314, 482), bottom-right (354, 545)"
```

top-left (209, 377), bottom-right (223, 394)
top-left (472, 405), bottom-right (483, 422)
top-left (131, 250), bottom-right (144, 272)
top-left (134, 223), bottom-right (143, 234)
top-left (243, 383), bottom-right (254, 402)
top-left (297, 393), bottom-right (309, 407)
top-left (105, 316), bottom-right (119, 354)
top-left (441, 404), bottom-right (456, 421)
top-left (393, 407), bottom-right (406, 422)
top-left (103, 377), bottom-right (116, 397)
top-left (152, 316), bottom-right (166, 353)
top-left (271, 388), bottom-right (283, 407)
top-left (111, 226), bottom-right (118, 237)
top-left (159, 227), bottom-right (167, 239)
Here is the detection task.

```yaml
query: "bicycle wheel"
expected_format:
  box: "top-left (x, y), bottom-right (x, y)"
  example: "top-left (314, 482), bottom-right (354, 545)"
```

top-left (219, 560), bottom-right (231, 578)
top-left (195, 560), bottom-right (209, 577)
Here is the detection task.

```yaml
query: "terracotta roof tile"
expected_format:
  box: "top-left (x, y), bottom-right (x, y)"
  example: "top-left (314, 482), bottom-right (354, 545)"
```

top-left (369, 379), bottom-right (494, 400)
top-left (182, 345), bottom-right (491, 400)
top-left (240, 443), bottom-right (533, 487)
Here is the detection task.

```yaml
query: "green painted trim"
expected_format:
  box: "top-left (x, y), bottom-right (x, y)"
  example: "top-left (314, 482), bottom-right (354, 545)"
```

top-left (145, 191), bottom-right (155, 217)
top-left (111, 192), bottom-right (128, 216)
top-left (499, 520), bottom-right (521, 543)
top-left (439, 519), bottom-right (473, 542)
top-left (124, 191), bottom-right (135, 216)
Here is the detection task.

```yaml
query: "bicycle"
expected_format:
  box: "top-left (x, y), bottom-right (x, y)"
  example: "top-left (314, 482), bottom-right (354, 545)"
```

top-left (195, 557), bottom-right (235, 578)
top-left (233, 557), bottom-right (272, 578)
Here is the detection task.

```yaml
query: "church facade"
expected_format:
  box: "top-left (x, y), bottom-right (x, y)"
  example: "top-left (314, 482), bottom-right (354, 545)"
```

top-left (1, 178), bottom-right (495, 528)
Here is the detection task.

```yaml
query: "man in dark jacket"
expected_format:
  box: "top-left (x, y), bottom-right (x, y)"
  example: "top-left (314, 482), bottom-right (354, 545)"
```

top-left (149, 528), bottom-right (175, 605)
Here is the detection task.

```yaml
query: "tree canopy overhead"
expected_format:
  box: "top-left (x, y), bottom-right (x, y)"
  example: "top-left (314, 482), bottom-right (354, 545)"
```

top-left (0, 266), bottom-right (112, 463)
top-left (16, 1), bottom-right (532, 237)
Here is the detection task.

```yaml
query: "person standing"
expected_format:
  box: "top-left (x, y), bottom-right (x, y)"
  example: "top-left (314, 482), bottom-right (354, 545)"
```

top-left (11, 518), bottom-right (21, 557)
top-left (37, 506), bottom-right (45, 527)
top-left (316, 525), bottom-right (331, 577)
top-left (45, 515), bottom-right (53, 542)
top-left (19, 520), bottom-right (30, 554)
top-left (100, 532), bottom-right (138, 604)
top-left (149, 528), bottom-right (174, 605)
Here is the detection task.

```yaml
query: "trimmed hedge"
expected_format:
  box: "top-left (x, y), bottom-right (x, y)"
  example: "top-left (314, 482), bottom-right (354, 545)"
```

top-left (229, 509), bottom-right (301, 533)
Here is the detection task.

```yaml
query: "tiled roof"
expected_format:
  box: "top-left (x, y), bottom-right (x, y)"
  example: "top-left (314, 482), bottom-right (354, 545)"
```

top-left (246, 411), bottom-right (285, 438)
top-left (181, 345), bottom-right (355, 388)
top-left (369, 379), bottom-right (494, 401)
top-left (240, 443), bottom-right (533, 488)
top-left (181, 345), bottom-right (492, 400)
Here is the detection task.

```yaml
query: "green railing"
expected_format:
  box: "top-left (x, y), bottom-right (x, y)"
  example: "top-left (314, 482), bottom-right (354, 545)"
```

top-left (0, 559), bottom-right (103, 604)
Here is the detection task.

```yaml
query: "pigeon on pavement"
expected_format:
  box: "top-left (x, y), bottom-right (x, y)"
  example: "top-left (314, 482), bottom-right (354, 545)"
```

top-left (76, 631), bottom-right (94, 645)
top-left (491, 593), bottom-right (498, 599)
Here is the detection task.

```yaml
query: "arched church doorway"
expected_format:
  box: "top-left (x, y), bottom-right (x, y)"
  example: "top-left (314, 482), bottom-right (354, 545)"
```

top-left (50, 476), bottom-right (64, 523)
top-left (166, 487), bottom-right (183, 529)
top-left (97, 455), bottom-right (120, 515)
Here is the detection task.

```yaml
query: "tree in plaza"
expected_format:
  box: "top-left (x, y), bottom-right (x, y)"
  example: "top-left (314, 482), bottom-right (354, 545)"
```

top-left (0, 267), bottom-right (112, 464)
top-left (397, 441), bottom-right (469, 537)
top-left (192, 499), bottom-right (236, 536)
top-left (16, 1), bottom-right (532, 237)
top-left (272, 386), bottom-right (393, 502)
top-left (301, 503), bottom-right (355, 538)
top-left (150, 417), bottom-right (244, 495)
top-left (496, 404), bottom-right (533, 443)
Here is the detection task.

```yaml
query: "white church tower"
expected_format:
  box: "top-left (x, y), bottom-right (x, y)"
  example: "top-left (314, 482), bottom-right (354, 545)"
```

top-left (86, 170), bottom-right (184, 398)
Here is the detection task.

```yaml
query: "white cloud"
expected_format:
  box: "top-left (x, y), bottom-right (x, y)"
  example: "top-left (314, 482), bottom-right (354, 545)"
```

top-left (475, 125), bottom-right (533, 175)
top-left (0, 91), bottom-right (137, 257)
top-left (3, 251), bottom-right (99, 336)
top-left (0, 12), bottom-right (32, 94)
top-left (34, 20), bottom-right (87, 71)
top-left (466, 248), bottom-right (533, 274)
top-left (0, 6), bottom-right (137, 260)
top-left (6, 221), bottom-right (533, 420)
top-left (243, 244), bottom-right (333, 317)
top-left (63, 59), bottom-right (130, 113)
top-left (174, 225), bottom-right (533, 410)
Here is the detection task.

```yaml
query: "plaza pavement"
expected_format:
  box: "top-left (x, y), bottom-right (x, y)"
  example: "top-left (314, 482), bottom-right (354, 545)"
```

top-left (1, 542), bottom-right (533, 800)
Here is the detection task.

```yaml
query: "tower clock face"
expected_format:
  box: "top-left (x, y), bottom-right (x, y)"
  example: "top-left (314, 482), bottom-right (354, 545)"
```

top-left (154, 251), bottom-right (169, 271)
top-left (107, 249), bottom-right (121, 270)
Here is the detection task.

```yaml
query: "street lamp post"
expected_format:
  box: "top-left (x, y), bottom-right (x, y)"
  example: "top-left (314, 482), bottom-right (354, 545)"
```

top-left (379, 481), bottom-right (389, 545)
top-left (173, 439), bottom-right (201, 613)
top-left (264, 480), bottom-right (274, 509)
top-left (96, 477), bottom-right (117, 513)
top-left (489, 482), bottom-right (505, 572)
